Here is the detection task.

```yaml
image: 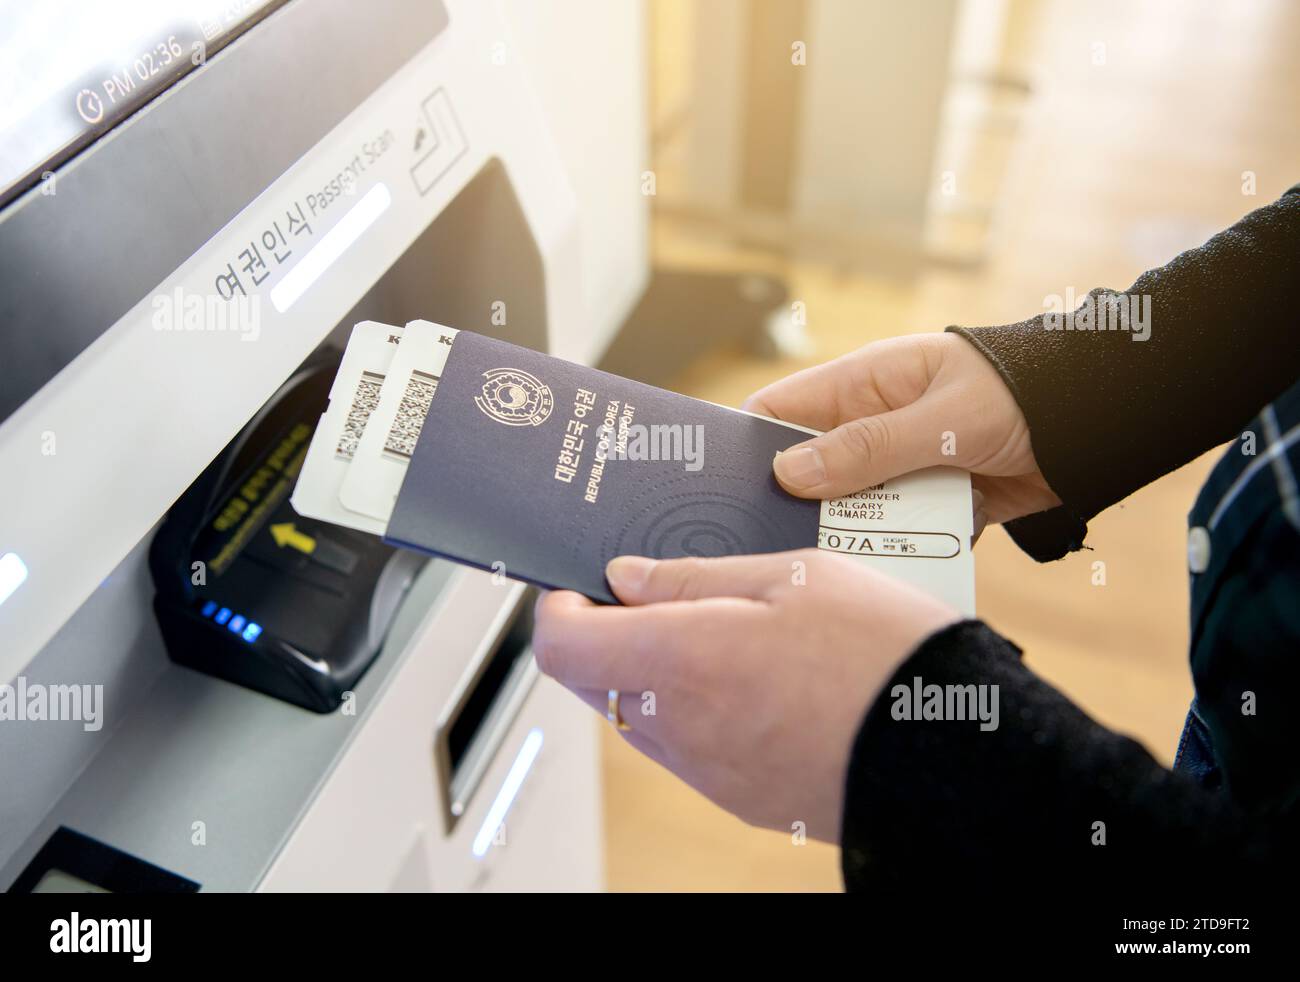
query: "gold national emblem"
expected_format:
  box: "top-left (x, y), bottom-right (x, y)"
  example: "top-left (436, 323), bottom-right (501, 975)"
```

top-left (474, 368), bottom-right (555, 427)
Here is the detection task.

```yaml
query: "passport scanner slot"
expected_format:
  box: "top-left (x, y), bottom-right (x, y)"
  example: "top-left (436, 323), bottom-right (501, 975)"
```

top-left (435, 585), bottom-right (540, 832)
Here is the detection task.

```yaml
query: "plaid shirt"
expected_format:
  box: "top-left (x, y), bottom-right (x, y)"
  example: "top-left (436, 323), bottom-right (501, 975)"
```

top-left (1174, 376), bottom-right (1300, 814)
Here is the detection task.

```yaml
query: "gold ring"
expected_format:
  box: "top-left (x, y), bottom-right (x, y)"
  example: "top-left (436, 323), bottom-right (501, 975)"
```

top-left (607, 689), bottom-right (631, 731)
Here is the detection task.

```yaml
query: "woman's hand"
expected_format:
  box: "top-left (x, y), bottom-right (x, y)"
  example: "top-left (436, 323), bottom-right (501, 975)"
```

top-left (532, 549), bottom-right (959, 842)
top-left (744, 332), bottom-right (1060, 530)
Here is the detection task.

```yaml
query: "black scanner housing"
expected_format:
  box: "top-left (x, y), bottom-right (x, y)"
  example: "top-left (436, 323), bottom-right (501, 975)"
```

top-left (150, 350), bottom-right (425, 712)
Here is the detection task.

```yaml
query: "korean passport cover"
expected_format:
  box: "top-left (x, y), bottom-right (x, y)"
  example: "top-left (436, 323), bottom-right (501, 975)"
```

top-left (383, 331), bottom-right (822, 604)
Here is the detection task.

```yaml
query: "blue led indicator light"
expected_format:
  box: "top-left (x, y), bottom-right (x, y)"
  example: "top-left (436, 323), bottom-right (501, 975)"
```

top-left (201, 600), bottom-right (218, 618)
top-left (242, 622), bottom-right (263, 643)
top-left (228, 614), bottom-right (246, 633)
top-left (214, 607), bottom-right (232, 625)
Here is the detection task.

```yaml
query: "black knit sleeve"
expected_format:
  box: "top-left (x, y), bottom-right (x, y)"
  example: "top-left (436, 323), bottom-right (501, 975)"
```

top-left (840, 621), bottom-right (1296, 892)
top-left (947, 184), bottom-right (1300, 562)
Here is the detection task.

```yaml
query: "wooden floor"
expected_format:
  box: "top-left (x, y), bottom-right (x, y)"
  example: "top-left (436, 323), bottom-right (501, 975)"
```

top-left (601, 0), bottom-right (1300, 891)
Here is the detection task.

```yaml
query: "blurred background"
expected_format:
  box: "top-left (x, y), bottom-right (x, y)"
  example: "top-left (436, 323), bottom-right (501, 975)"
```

top-left (600, 0), bottom-right (1300, 891)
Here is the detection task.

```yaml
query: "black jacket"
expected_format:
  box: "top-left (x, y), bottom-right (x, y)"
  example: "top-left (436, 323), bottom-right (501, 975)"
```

top-left (840, 185), bottom-right (1300, 891)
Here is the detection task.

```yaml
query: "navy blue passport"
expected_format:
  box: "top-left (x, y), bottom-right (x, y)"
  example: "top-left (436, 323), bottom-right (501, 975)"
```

top-left (383, 331), bottom-right (819, 603)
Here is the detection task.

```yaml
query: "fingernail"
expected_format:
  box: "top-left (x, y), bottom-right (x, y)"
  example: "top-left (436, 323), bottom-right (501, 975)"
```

top-left (606, 555), bottom-right (655, 595)
top-left (774, 445), bottom-right (826, 490)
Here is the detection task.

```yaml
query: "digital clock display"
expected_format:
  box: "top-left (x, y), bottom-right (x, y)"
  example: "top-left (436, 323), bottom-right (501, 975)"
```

top-left (0, 0), bottom-right (283, 209)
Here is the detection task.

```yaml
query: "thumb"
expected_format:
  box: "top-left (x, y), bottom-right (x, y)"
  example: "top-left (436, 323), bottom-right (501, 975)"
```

top-left (605, 552), bottom-right (796, 605)
top-left (772, 401), bottom-right (945, 498)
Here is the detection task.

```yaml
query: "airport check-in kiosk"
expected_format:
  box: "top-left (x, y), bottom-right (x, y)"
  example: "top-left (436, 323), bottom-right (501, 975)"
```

top-left (0, 0), bottom-right (647, 892)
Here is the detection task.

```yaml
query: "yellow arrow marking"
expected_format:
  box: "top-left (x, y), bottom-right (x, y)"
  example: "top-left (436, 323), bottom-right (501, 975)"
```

top-left (269, 522), bottom-right (316, 555)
